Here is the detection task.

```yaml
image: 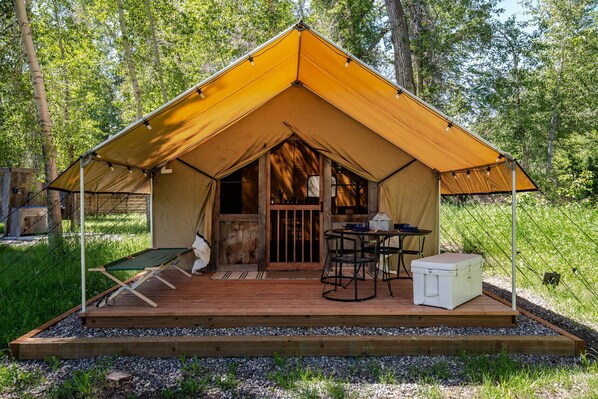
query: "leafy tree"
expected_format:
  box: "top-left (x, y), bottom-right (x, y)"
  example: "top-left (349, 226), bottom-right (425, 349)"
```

top-left (14, 0), bottom-right (62, 246)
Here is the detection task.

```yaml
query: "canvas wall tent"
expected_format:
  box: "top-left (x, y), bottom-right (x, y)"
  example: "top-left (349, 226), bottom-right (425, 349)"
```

top-left (48, 22), bottom-right (536, 281)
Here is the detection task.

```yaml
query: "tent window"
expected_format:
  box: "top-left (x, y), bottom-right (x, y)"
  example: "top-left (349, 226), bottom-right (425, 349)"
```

top-left (270, 140), bottom-right (319, 204)
top-left (219, 160), bottom-right (259, 214)
top-left (307, 176), bottom-right (336, 198)
top-left (333, 168), bottom-right (368, 215)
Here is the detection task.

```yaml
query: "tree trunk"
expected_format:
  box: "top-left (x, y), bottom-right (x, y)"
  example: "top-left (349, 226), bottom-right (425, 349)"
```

top-left (385, 0), bottom-right (416, 93)
top-left (117, 0), bottom-right (143, 119)
top-left (52, 0), bottom-right (78, 232)
top-left (546, 48), bottom-right (564, 179)
top-left (411, 0), bottom-right (424, 96)
top-left (145, 0), bottom-right (167, 104)
top-left (509, 40), bottom-right (529, 169)
top-left (14, 0), bottom-right (62, 248)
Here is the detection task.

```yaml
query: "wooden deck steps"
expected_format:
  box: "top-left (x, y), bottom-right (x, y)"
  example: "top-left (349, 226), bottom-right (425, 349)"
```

top-left (10, 272), bottom-right (585, 359)
top-left (13, 335), bottom-right (579, 360)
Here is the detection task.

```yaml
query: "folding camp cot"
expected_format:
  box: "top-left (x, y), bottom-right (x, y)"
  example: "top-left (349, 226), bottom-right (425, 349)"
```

top-left (90, 248), bottom-right (193, 307)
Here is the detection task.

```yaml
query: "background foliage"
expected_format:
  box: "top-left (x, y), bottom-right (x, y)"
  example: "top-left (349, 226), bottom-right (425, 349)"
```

top-left (0, 0), bottom-right (596, 198)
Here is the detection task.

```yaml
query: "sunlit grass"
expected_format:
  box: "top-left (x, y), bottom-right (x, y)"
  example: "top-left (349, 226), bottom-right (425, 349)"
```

top-left (441, 194), bottom-right (598, 325)
top-left (464, 353), bottom-right (598, 399)
top-left (0, 213), bottom-right (149, 347)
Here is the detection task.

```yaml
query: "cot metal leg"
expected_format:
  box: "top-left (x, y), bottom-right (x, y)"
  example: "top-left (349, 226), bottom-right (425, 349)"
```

top-left (154, 274), bottom-right (176, 289)
top-left (108, 270), bottom-right (158, 306)
top-left (172, 264), bottom-right (192, 277)
top-left (90, 268), bottom-right (158, 308)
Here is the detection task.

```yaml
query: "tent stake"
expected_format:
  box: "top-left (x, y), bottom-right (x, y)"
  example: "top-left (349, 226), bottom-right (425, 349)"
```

top-left (79, 157), bottom-right (87, 313)
top-left (510, 158), bottom-right (517, 311)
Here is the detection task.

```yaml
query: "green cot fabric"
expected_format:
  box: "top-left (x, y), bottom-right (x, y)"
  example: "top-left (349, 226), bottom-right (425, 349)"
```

top-left (103, 248), bottom-right (191, 271)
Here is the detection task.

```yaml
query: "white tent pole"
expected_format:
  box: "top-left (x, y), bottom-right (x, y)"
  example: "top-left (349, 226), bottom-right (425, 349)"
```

top-left (510, 158), bottom-right (517, 311)
top-left (79, 157), bottom-right (86, 313)
top-left (437, 175), bottom-right (441, 254)
top-left (150, 173), bottom-right (154, 248)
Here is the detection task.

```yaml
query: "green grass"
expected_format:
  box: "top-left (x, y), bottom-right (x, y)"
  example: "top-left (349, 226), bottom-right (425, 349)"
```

top-left (441, 194), bottom-right (598, 324)
top-left (0, 213), bottom-right (149, 347)
top-left (0, 357), bottom-right (43, 394)
top-left (1, 354), bottom-right (597, 398)
top-left (461, 352), bottom-right (598, 399)
top-left (164, 356), bottom-right (241, 397)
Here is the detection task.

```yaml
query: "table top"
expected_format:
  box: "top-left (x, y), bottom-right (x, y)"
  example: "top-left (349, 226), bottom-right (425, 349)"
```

top-left (332, 228), bottom-right (432, 237)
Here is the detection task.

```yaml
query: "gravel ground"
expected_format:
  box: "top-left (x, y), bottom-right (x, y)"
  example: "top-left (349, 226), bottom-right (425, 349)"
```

top-left (484, 276), bottom-right (598, 353)
top-left (2, 353), bottom-right (588, 399)
top-left (36, 312), bottom-right (558, 339)
top-left (5, 279), bottom-right (595, 398)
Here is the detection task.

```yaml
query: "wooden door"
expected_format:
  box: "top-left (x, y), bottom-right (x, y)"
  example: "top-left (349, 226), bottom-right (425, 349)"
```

top-left (266, 140), bottom-right (323, 270)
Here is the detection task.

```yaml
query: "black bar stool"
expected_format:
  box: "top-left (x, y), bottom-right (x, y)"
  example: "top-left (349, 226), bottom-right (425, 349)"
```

top-left (321, 232), bottom-right (377, 302)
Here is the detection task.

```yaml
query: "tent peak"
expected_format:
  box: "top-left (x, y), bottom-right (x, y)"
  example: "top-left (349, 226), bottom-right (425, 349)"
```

top-left (295, 20), bottom-right (309, 32)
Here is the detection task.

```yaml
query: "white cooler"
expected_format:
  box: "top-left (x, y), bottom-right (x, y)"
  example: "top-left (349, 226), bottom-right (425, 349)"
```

top-left (412, 253), bottom-right (483, 310)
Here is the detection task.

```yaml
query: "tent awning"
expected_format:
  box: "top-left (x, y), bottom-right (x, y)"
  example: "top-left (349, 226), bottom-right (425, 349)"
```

top-left (48, 22), bottom-right (537, 195)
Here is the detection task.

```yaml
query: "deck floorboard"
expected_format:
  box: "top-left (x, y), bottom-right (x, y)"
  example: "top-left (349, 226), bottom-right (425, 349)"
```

top-left (82, 272), bottom-right (517, 328)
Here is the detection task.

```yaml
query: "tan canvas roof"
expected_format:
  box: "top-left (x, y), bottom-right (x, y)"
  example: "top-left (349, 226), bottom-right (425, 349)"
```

top-left (49, 22), bottom-right (536, 195)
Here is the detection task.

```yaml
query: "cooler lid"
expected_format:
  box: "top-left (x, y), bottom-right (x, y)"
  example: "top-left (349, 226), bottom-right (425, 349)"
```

top-left (411, 253), bottom-right (482, 271)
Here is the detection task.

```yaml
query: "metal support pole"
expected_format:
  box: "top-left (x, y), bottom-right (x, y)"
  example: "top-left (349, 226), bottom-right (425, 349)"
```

top-left (437, 174), bottom-right (441, 254)
top-left (150, 173), bottom-right (154, 248)
top-left (79, 157), bottom-right (86, 313)
top-left (510, 158), bottom-right (517, 311)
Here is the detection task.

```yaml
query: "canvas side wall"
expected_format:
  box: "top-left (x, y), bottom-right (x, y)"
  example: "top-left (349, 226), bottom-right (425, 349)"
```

top-left (379, 161), bottom-right (439, 259)
top-left (153, 161), bottom-right (216, 268)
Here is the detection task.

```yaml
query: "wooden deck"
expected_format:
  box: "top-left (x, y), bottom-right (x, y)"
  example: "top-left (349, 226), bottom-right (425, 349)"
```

top-left (10, 272), bottom-right (586, 359)
top-left (81, 271), bottom-right (518, 328)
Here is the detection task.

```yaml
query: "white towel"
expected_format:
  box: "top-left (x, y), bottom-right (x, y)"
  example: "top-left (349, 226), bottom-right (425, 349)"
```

top-left (192, 233), bottom-right (211, 274)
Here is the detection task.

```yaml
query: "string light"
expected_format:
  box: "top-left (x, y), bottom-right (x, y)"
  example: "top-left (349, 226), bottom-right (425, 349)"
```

top-left (108, 162), bottom-right (114, 171)
top-left (143, 118), bottom-right (152, 130)
top-left (445, 122), bottom-right (453, 133)
top-left (395, 88), bottom-right (403, 99)
top-left (196, 87), bottom-right (205, 99)
top-left (248, 55), bottom-right (255, 66)
top-left (92, 151), bottom-right (101, 158)
top-left (496, 154), bottom-right (504, 163)
top-left (127, 166), bottom-right (133, 174)
top-left (452, 172), bottom-right (457, 179)
top-left (344, 57), bottom-right (352, 67)
top-left (466, 169), bottom-right (471, 179)
top-left (487, 166), bottom-right (491, 176)
top-left (142, 170), bottom-right (148, 177)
